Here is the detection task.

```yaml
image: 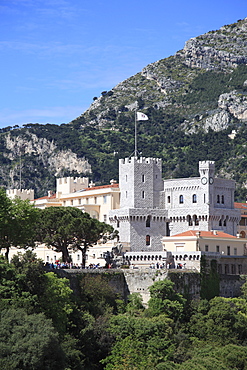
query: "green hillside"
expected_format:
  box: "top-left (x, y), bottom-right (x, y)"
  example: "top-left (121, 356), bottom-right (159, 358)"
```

top-left (1, 18), bottom-right (247, 199)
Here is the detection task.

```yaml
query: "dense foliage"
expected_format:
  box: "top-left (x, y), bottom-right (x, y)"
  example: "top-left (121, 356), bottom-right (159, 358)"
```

top-left (36, 206), bottom-right (115, 263)
top-left (0, 190), bottom-right (115, 264)
top-left (1, 254), bottom-right (247, 369)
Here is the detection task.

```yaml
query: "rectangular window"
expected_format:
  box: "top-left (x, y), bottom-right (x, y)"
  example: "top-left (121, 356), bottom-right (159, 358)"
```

top-left (234, 248), bottom-right (237, 256)
top-left (240, 218), bottom-right (245, 226)
top-left (103, 195), bottom-right (107, 204)
top-left (94, 197), bottom-right (97, 204)
top-left (103, 214), bottom-right (107, 223)
top-left (77, 254), bottom-right (80, 261)
top-left (227, 246), bottom-right (230, 255)
top-left (71, 200), bottom-right (73, 206)
top-left (216, 245), bottom-right (219, 253)
top-left (78, 199), bottom-right (81, 205)
top-left (205, 245), bottom-right (209, 252)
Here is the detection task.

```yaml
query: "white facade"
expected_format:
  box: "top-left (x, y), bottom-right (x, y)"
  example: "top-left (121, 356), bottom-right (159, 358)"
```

top-left (6, 188), bottom-right (34, 201)
top-left (164, 161), bottom-right (240, 236)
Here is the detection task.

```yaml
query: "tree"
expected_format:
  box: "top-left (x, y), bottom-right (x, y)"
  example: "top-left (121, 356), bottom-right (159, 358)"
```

top-left (146, 279), bottom-right (186, 321)
top-left (40, 272), bottom-right (73, 334)
top-left (0, 308), bottom-right (65, 370)
top-left (37, 207), bottom-right (116, 263)
top-left (0, 190), bottom-right (39, 260)
top-left (103, 314), bottom-right (174, 369)
top-left (72, 212), bottom-right (116, 266)
top-left (0, 189), bottom-right (14, 258)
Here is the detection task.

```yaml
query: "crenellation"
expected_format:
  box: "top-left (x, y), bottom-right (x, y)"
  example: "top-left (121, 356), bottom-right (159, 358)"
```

top-left (6, 188), bottom-right (34, 201)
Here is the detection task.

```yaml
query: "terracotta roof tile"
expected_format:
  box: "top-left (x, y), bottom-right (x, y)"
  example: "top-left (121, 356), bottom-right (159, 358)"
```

top-left (33, 194), bottom-right (57, 201)
top-left (84, 184), bottom-right (119, 191)
top-left (234, 202), bottom-right (247, 209)
top-left (172, 230), bottom-right (236, 238)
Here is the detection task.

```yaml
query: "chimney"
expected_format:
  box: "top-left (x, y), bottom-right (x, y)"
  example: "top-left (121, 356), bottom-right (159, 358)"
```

top-left (110, 179), bottom-right (116, 185)
top-left (89, 181), bottom-right (95, 188)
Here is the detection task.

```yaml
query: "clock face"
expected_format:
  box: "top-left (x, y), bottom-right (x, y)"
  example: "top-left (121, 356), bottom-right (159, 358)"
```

top-left (201, 177), bottom-right (207, 185)
top-left (209, 177), bottom-right (214, 184)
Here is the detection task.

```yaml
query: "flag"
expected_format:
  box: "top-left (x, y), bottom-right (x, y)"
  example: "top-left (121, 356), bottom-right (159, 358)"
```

top-left (136, 112), bottom-right (148, 121)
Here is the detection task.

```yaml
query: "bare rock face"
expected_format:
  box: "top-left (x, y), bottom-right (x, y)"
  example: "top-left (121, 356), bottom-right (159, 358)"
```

top-left (48, 150), bottom-right (91, 176)
top-left (218, 91), bottom-right (247, 121)
top-left (205, 111), bottom-right (230, 132)
top-left (180, 18), bottom-right (247, 71)
top-left (4, 131), bottom-right (91, 175)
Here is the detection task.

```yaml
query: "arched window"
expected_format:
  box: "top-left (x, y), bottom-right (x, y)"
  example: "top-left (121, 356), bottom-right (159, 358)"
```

top-left (167, 196), bottom-right (171, 203)
top-left (142, 174), bottom-right (145, 182)
top-left (221, 195), bottom-right (224, 204)
top-left (192, 194), bottom-right (197, 203)
top-left (146, 216), bottom-right (151, 228)
top-left (146, 235), bottom-right (150, 246)
top-left (179, 195), bottom-right (184, 204)
top-left (219, 220), bottom-right (222, 226)
top-left (217, 195), bottom-right (220, 203)
top-left (142, 191), bottom-right (145, 199)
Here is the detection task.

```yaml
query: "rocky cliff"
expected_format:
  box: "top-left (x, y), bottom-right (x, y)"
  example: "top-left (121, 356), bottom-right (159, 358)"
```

top-left (1, 18), bottom-right (247, 199)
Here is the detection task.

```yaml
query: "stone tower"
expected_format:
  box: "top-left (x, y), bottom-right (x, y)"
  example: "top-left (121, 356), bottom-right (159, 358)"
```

top-left (119, 156), bottom-right (163, 209)
top-left (109, 156), bottom-right (168, 252)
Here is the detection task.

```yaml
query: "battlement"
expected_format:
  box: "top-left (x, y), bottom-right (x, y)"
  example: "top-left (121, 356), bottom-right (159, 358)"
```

top-left (56, 176), bottom-right (89, 196)
top-left (120, 157), bottom-right (162, 165)
top-left (199, 161), bottom-right (215, 169)
top-left (6, 189), bottom-right (34, 201)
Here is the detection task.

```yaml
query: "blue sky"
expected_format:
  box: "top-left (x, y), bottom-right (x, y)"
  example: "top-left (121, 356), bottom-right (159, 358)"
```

top-left (0, 0), bottom-right (246, 128)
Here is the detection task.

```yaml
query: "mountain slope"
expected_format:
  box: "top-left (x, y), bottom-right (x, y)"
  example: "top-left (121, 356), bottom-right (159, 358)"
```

top-left (1, 18), bottom-right (247, 200)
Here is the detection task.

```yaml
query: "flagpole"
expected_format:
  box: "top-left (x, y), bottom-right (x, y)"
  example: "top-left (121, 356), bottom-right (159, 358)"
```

top-left (134, 110), bottom-right (137, 157)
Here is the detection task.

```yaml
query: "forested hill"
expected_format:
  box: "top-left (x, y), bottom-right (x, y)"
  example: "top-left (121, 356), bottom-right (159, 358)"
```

top-left (1, 18), bottom-right (247, 199)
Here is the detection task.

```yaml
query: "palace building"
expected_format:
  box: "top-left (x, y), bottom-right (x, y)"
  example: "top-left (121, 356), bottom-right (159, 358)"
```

top-left (5, 155), bottom-right (247, 272)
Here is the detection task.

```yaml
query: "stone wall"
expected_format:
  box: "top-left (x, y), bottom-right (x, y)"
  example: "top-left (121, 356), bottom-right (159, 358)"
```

top-left (55, 268), bottom-right (247, 304)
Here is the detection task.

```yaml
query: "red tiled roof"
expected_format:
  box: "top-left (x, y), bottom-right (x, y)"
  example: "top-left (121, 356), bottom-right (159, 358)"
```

top-left (84, 184), bottom-right (119, 191)
top-left (33, 184), bottom-right (119, 201)
top-left (234, 202), bottom-right (247, 209)
top-left (171, 230), bottom-right (236, 239)
top-left (33, 194), bottom-right (57, 201)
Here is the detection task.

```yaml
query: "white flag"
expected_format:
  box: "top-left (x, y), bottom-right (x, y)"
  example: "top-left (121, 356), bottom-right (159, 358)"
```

top-left (136, 112), bottom-right (148, 121)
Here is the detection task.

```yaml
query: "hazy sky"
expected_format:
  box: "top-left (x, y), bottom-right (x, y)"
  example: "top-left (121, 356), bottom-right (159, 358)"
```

top-left (0, 0), bottom-right (246, 128)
